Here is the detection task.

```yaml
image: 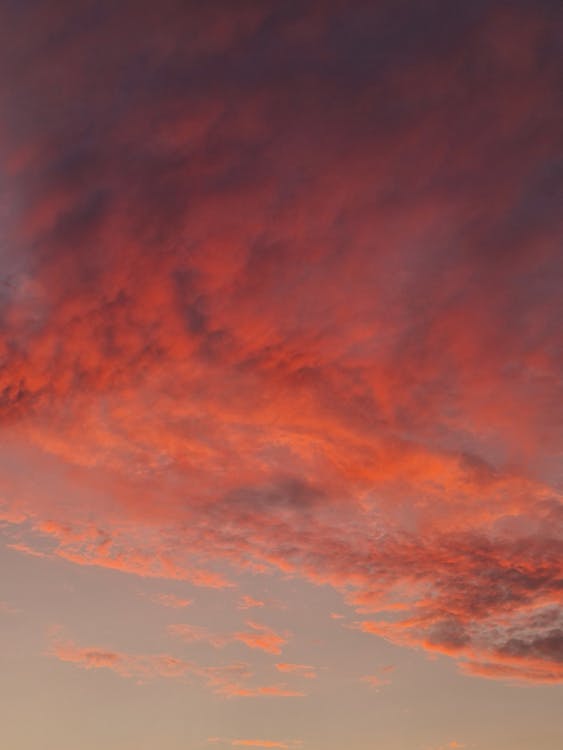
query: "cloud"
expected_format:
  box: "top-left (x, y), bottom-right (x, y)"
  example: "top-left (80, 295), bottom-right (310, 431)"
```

top-left (208, 739), bottom-right (302, 749)
top-left (361, 675), bottom-right (388, 689)
top-left (168, 623), bottom-right (229, 649)
top-left (33, 519), bottom-right (233, 588)
top-left (238, 596), bottom-right (265, 610)
top-left (275, 663), bottom-right (317, 679)
top-left (0, 601), bottom-right (20, 616)
top-left (50, 637), bottom-right (192, 683)
top-left (235, 622), bottom-right (289, 655)
top-left (357, 603), bottom-right (563, 684)
top-left (460, 658), bottom-right (563, 685)
top-left (360, 664), bottom-right (395, 689)
top-left (168, 621), bottom-right (290, 656)
top-left (0, 0), bottom-right (561, 686)
top-left (148, 593), bottom-right (193, 609)
top-left (231, 742), bottom-right (296, 749)
top-left (6, 542), bottom-right (48, 559)
top-left (48, 632), bottom-right (305, 698)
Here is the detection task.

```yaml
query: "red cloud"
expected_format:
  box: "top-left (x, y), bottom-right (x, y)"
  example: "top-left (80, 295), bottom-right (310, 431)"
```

top-left (0, 601), bottom-right (20, 616)
top-left (168, 621), bottom-right (293, 657)
top-left (149, 593), bottom-right (193, 609)
top-left (275, 663), bottom-right (317, 679)
top-left (232, 742), bottom-right (292, 749)
top-left (168, 623), bottom-right (229, 649)
top-left (208, 739), bottom-right (302, 749)
top-left (49, 633), bottom-right (305, 698)
top-left (50, 638), bottom-right (192, 683)
top-left (36, 520), bottom-right (233, 588)
top-left (235, 622), bottom-right (289, 656)
top-left (0, 0), bottom-right (561, 689)
top-left (361, 675), bottom-right (388, 689)
top-left (238, 596), bottom-right (265, 610)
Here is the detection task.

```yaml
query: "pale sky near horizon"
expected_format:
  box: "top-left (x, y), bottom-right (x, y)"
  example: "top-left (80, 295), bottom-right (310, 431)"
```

top-left (1, 1), bottom-right (562, 749)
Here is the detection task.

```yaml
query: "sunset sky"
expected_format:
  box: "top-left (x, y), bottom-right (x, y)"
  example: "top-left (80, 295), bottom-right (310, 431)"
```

top-left (0, 2), bottom-right (562, 749)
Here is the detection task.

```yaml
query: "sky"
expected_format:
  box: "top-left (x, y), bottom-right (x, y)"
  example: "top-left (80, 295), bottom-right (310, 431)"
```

top-left (0, 1), bottom-right (562, 749)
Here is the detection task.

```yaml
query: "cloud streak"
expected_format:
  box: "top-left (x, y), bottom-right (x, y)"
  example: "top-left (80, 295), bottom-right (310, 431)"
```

top-left (275, 663), bottom-right (317, 680)
top-left (230, 744), bottom-right (287, 749)
top-left (168, 620), bottom-right (289, 655)
top-left (49, 632), bottom-right (305, 698)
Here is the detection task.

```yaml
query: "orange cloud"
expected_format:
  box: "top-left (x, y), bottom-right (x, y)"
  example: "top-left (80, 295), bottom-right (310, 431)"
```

top-left (34, 520), bottom-right (233, 588)
top-left (226, 686), bottom-right (305, 698)
top-left (361, 674), bottom-right (390, 689)
top-left (0, 0), bottom-right (561, 690)
top-left (232, 742), bottom-right (292, 749)
top-left (168, 621), bottom-right (294, 657)
top-left (149, 593), bottom-right (193, 609)
top-left (235, 622), bottom-right (289, 655)
top-left (6, 542), bottom-right (48, 559)
top-left (168, 623), bottom-right (229, 649)
top-left (49, 633), bottom-right (306, 698)
top-left (358, 607), bottom-right (563, 684)
top-left (275, 663), bottom-right (317, 679)
top-left (238, 596), bottom-right (265, 610)
top-left (0, 601), bottom-right (19, 616)
top-left (50, 638), bottom-right (192, 683)
top-left (208, 739), bottom-right (302, 749)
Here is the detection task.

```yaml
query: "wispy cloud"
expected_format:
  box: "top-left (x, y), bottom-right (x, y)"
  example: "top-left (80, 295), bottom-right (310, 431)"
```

top-left (168, 620), bottom-right (290, 656)
top-left (238, 596), bottom-right (265, 610)
top-left (0, 601), bottom-right (20, 616)
top-left (168, 623), bottom-right (229, 649)
top-left (235, 622), bottom-right (290, 655)
top-left (146, 593), bottom-right (193, 609)
top-left (361, 675), bottom-right (389, 689)
top-left (275, 663), bottom-right (317, 679)
top-left (48, 632), bottom-right (305, 698)
top-left (232, 744), bottom-right (290, 749)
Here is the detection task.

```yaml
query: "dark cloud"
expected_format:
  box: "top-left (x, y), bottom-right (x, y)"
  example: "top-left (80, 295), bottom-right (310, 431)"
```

top-left (0, 0), bottom-right (561, 683)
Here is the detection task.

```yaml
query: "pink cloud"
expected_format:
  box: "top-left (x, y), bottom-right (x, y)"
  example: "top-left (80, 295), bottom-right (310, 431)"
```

top-left (235, 622), bottom-right (289, 656)
top-left (168, 623), bottom-right (229, 649)
top-left (168, 621), bottom-right (293, 657)
top-left (232, 742), bottom-right (295, 749)
top-left (275, 663), bottom-right (317, 679)
top-left (148, 593), bottom-right (193, 609)
top-left (33, 520), bottom-right (233, 588)
top-left (49, 633), bottom-right (306, 698)
top-left (0, 0), bottom-right (560, 689)
top-left (0, 601), bottom-right (20, 616)
top-left (6, 542), bottom-right (48, 559)
top-left (50, 638), bottom-right (191, 683)
top-left (208, 739), bottom-right (302, 749)
top-left (238, 596), bottom-right (265, 610)
top-left (361, 675), bottom-right (387, 688)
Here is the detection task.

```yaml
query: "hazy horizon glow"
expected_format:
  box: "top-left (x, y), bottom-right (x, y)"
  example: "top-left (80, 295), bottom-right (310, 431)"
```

top-left (0, 2), bottom-right (561, 749)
